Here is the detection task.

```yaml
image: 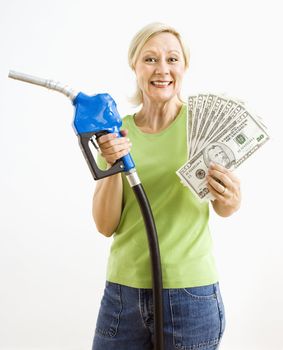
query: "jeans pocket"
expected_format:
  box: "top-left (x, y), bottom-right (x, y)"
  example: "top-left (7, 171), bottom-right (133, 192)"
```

top-left (183, 284), bottom-right (216, 299)
top-left (95, 281), bottom-right (123, 338)
top-left (169, 284), bottom-right (222, 349)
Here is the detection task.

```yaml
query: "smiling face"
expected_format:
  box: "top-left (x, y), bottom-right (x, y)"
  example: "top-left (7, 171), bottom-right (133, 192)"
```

top-left (134, 32), bottom-right (186, 105)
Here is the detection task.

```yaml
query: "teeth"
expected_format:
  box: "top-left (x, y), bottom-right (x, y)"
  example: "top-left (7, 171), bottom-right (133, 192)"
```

top-left (152, 81), bottom-right (171, 86)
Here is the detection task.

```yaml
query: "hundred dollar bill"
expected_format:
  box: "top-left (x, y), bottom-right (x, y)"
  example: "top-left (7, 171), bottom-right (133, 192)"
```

top-left (187, 95), bottom-right (195, 159)
top-left (190, 94), bottom-right (207, 156)
top-left (198, 102), bottom-right (246, 154)
top-left (194, 95), bottom-right (228, 156)
top-left (203, 99), bottom-right (235, 144)
top-left (192, 94), bottom-right (215, 155)
top-left (191, 94), bottom-right (217, 156)
top-left (177, 110), bottom-right (270, 201)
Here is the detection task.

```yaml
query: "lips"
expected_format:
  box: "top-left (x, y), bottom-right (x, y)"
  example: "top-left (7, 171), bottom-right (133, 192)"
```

top-left (151, 81), bottom-right (173, 87)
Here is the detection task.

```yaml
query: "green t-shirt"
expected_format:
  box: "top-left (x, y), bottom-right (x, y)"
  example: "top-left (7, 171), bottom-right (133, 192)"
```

top-left (96, 104), bottom-right (218, 288)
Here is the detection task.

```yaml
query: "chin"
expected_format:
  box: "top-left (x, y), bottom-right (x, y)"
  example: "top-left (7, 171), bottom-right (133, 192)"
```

top-left (151, 94), bottom-right (178, 103)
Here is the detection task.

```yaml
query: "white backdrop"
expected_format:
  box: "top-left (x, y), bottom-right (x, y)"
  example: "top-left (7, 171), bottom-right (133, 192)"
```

top-left (1, 0), bottom-right (282, 349)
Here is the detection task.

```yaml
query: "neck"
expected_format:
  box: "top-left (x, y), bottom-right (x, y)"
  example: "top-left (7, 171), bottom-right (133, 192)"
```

top-left (134, 98), bottom-right (183, 133)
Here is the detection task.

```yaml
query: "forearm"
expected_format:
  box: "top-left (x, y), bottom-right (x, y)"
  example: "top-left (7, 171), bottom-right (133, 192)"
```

top-left (92, 129), bottom-right (131, 236)
top-left (92, 172), bottom-right (123, 237)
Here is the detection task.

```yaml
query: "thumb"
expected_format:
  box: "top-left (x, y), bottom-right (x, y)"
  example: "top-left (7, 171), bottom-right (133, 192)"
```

top-left (120, 129), bottom-right (129, 137)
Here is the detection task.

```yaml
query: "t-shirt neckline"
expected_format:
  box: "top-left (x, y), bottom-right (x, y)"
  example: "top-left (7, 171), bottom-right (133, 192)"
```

top-left (130, 104), bottom-right (186, 137)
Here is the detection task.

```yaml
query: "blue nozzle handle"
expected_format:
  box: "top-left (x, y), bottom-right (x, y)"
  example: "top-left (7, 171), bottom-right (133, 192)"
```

top-left (73, 92), bottom-right (135, 179)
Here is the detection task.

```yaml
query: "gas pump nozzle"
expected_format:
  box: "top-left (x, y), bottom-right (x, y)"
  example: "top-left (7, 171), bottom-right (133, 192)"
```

top-left (8, 70), bottom-right (136, 180)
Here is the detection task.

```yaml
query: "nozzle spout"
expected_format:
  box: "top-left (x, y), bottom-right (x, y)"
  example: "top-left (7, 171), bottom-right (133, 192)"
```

top-left (8, 70), bottom-right (78, 101)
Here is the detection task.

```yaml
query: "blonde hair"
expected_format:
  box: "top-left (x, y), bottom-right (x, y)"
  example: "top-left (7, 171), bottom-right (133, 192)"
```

top-left (128, 22), bottom-right (190, 107)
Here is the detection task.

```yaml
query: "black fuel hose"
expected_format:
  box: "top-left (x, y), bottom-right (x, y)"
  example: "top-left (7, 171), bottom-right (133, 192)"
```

top-left (131, 182), bottom-right (164, 350)
top-left (7, 69), bottom-right (165, 349)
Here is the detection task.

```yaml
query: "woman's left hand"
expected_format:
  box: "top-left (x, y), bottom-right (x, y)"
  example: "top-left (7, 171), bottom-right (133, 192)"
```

top-left (206, 162), bottom-right (241, 217)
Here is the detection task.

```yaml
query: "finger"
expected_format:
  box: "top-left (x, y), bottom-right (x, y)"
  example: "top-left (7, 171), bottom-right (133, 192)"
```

top-left (97, 132), bottom-right (118, 145)
top-left (97, 129), bottom-right (129, 145)
top-left (100, 135), bottom-right (132, 155)
top-left (209, 162), bottom-right (239, 183)
top-left (108, 135), bottom-right (131, 146)
top-left (209, 163), bottom-right (240, 186)
top-left (98, 133), bottom-right (130, 147)
top-left (225, 171), bottom-right (240, 185)
top-left (105, 147), bottom-right (132, 165)
top-left (102, 137), bottom-right (132, 154)
top-left (207, 168), bottom-right (233, 189)
top-left (206, 175), bottom-right (227, 195)
top-left (209, 161), bottom-right (233, 174)
top-left (103, 144), bottom-right (131, 157)
top-left (207, 183), bottom-right (226, 201)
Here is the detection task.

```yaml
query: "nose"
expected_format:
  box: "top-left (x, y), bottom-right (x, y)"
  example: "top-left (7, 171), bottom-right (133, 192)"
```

top-left (154, 59), bottom-right (170, 75)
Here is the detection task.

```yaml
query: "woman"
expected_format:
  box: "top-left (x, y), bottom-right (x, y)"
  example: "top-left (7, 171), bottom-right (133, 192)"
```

top-left (92, 22), bottom-right (241, 350)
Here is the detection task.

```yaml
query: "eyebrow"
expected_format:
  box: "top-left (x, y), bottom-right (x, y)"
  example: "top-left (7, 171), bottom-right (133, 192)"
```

top-left (142, 49), bottom-right (181, 55)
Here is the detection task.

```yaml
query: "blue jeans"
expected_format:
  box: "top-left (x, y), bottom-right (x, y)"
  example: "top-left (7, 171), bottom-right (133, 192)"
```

top-left (92, 281), bottom-right (226, 350)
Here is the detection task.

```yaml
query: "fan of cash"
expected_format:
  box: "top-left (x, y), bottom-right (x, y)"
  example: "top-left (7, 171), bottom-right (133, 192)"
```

top-left (176, 94), bottom-right (270, 201)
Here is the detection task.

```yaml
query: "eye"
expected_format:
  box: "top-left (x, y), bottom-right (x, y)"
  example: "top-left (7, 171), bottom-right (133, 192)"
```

top-left (168, 57), bottom-right (178, 63)
top-left (145, 57), bottom-right (157, 63)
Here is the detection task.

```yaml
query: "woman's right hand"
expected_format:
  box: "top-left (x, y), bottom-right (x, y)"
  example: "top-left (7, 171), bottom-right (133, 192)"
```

top-left (97, 129), bottom-right (132, 166)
